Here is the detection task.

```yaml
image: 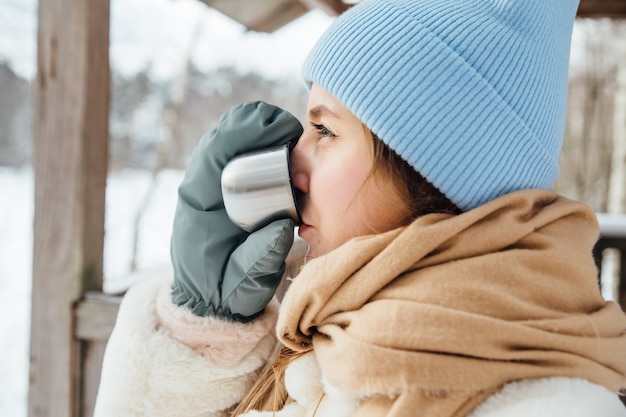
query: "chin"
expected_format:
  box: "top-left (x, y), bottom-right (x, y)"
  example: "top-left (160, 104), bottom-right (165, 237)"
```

top-left (304, 246), bottom-right (318, 260)
top-left (297, 227), bottom-right (335, 259)
top-left (301, 242), bottom-right (322, 260)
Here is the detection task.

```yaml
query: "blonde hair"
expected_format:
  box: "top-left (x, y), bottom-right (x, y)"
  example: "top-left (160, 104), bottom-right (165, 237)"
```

top-left (370, 132), bottom-right (461, 219)
top-left (231, 345), bottom-right (310, 415)
top-left (231, 132), bottom-right (460, 416)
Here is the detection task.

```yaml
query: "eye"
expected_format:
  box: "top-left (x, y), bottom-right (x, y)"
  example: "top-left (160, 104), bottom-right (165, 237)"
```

top-left (310, 122), bottom-right (336, 138)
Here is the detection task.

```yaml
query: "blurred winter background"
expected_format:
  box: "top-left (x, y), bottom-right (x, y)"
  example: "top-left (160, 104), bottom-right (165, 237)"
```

top-left (0, 0), bottom-right (625, 416)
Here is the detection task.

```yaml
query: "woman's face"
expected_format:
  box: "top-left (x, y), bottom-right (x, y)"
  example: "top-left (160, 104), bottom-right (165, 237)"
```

top-left (291, 84), bottom-right (408, 259)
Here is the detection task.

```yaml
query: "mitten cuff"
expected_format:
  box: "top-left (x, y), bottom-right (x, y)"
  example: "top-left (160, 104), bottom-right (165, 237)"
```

top-left (156, 282), bottom-right (279, 367)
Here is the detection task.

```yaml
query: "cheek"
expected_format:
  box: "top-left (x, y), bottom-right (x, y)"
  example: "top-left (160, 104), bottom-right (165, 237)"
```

top-left (323, 156), bottom-right (368, 203)
top-left (313, 158), bottom-right (371, 236)
top-left (326, 170), bottom-right (365, 209)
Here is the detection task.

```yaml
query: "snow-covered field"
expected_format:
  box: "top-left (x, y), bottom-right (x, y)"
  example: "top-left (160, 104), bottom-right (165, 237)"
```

top-left (103, 168), bottom-right (182, 291)
top-left (0, 166), bottom-right (182, 417)
top-left (0, 167), bottom-right (32, 417)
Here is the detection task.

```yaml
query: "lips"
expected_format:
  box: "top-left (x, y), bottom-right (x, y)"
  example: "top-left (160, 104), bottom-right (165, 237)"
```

top-left (297, 223), bottom-right (312, 237)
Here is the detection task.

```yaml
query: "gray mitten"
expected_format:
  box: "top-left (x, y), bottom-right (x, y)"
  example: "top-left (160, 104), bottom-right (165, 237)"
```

top-left (170, 101), bottom-right (303, 322)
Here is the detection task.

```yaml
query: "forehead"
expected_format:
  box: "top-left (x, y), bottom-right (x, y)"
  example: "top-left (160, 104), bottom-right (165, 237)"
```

top-left (307, 84), bottom-right (359, 124)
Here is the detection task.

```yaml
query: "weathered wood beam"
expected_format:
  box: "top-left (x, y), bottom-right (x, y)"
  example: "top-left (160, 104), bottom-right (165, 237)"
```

top-left (201, 0), bottom-right (309, 33)
top-left (298, 0), bottom-right (351, 16)
top-left (30, 0), bottom-right (110, 415)
top-left (75, 294), bottom-right (122, 415)
top-left (74, 293), bottom-right (122, 342)
top-left (578, 0), bottom-right (626, 18)
top-left (246, 1), bottom-right (309, 33)
top-left (203, 0), bottom-right (626, 35)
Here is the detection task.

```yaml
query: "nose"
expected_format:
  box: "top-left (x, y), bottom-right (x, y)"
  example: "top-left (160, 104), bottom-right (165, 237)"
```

top-left (289, 135), bottom-right (310, 194)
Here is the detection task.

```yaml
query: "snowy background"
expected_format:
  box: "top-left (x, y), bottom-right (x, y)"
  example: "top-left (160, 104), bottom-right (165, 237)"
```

top-left (0, 166), bottom-right (188, 416)
top-left (0, 0), bottom-right (333, 415)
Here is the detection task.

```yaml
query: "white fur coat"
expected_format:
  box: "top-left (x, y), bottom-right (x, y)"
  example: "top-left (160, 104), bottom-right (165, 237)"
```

top-left (94, 275), bottom-right (626, 417)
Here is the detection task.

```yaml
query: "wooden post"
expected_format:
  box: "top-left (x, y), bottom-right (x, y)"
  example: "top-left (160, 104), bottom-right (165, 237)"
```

top-left (30, 0), bottom-right (110, 415)
top-left (609, 46), bottom-right (626, 215)
top-left (577, 0), bottom-right (626, 18)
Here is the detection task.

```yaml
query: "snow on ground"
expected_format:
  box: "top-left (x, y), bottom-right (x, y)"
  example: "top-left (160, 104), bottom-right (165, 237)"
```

top-left (0, 167), bottom-right (182, 417)
top-left (0, 167), bottom-right (32, 417)
top-left (103, 169), bottom-right (182, 290)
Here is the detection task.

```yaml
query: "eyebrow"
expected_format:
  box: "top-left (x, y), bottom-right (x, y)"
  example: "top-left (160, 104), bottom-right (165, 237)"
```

top-left (308, 104), bottom-right (340, 119)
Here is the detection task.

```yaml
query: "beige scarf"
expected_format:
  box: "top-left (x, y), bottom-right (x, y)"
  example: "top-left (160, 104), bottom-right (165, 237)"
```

top-left (277, 190), bottom-right (626, 417)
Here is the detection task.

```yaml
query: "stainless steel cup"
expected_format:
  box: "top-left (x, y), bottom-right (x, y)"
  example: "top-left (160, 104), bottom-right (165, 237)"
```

top-left (221, 143), bottom-right (300, 232)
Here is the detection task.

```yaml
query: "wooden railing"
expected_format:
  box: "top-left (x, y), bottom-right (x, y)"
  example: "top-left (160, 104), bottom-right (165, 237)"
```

top-left (594, 214), bottom-right (626, 311)
top-left (594, 214), bottom-right (626, 407)
top-left (74, 293), bottom-right (121, 416)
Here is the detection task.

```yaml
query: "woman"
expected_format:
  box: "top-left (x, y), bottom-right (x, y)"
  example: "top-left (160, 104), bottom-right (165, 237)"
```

top-left (94, 1), bottom-right (626, 416)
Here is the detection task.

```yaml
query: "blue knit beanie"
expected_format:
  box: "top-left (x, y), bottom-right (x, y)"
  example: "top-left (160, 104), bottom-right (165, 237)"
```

top-left (302, 0), bottom-right (580, 211)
